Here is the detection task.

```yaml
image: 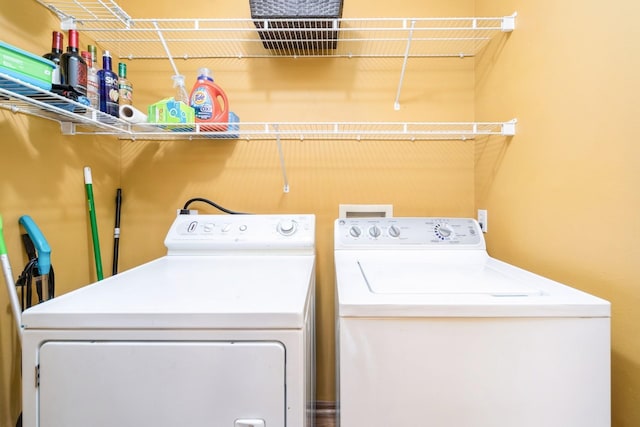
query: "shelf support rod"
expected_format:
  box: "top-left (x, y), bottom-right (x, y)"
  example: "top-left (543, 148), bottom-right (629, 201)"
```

top-left (394, 20), bottom-right (416, 111)
top-left (273, 125), bottom-right (290, 193)
top-left (153, 21), bottom-right (181, 78)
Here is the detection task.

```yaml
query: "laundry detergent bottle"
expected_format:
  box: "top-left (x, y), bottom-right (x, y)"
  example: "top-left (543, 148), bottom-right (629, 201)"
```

top-left (189, 67), bottom-right (229, 131)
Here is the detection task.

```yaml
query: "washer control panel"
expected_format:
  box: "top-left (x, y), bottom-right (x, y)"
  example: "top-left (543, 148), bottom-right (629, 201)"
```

top-left (165, 214), bottom-right (315, 254)
top-left (335, 217), bottom-right (484, 249)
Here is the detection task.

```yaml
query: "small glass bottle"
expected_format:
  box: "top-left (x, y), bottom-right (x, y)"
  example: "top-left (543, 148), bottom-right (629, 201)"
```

top-left (60, 29), bottom-right (87, 95)
top-left (97, 50), bottom-right (119, 117)
top-left (43, 31), bottom-right (63, 85)
top-left (81, 50), bottom-right (99, 110)
top-left (117, 62), bottom-right (133, 106)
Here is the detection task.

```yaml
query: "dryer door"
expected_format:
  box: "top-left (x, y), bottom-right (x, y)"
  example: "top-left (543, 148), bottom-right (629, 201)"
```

top-left (37, 341), bottom-right (285, 427)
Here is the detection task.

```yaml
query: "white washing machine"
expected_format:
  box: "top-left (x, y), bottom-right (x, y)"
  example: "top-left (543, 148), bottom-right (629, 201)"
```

top-left (21, 213), bottom-right (316, 427)
top-left (335, 217), bottom-right (610, 427)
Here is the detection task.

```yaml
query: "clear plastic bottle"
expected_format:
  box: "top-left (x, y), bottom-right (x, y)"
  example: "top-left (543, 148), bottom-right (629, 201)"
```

top-left (81, 50), bottom-right (99, 110)
top-left (171, 74), bottom-right (190, 105)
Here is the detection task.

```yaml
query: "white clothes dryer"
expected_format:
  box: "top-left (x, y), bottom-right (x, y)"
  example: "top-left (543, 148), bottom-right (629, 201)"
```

top-left (335, 217), bottom-right (610, 427)
top-left (21, 213), bottom-right (316, 427)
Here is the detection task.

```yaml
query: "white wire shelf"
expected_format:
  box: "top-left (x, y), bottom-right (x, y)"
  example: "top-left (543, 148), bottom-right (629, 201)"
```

top-left (0, 73), bottom-right (130, 134)
top-left (0, 73), bottom-right (516, 141)
top-left (35, 1), bottom-right (515, 59)
top-left (100, 121), bottom-right (517, 141)
top-left (33, 1), bottom-right (516, 109)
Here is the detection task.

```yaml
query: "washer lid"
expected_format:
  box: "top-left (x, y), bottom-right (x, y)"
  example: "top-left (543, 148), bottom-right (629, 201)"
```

top-left (358, 258), bottom-right (542, 296)
top-left (335, 251), bottom-right (610, 317)
top-left (22, 255), bottom-right (315, 330)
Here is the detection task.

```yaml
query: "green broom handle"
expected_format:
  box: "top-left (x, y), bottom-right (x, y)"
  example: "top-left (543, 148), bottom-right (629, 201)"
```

top-left (84, 167), bottom-right (104, 281)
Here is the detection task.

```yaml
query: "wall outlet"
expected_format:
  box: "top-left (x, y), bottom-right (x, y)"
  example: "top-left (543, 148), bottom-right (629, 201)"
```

top-left (477, 209), bottom-right (488, 233)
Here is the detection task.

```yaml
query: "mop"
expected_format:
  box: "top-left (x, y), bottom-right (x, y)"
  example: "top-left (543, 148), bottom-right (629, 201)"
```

top-left (1, 214), bottom-right (54, 427)
top-left (16, 216), bottom-right (54, 309)
top-left (1, 215), bottom-right (54, 336)
top-left (0, 214), bottom-right (22, 341)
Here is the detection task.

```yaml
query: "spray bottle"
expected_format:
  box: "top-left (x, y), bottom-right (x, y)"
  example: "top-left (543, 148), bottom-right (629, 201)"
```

top-left (172, 74), bottom-right (190, 105)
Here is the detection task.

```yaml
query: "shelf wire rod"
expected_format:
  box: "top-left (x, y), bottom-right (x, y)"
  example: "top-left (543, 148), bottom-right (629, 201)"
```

top-left (70, 0), bottom-right (99, 20)
top-left (394, 19), bottom-right (416, 111)
top-left (153, 21), bottom-right (181, 78)
top-left (97, 0), bottom-right (132, 26)
top-left (273, 124), bottom-right (290, 193)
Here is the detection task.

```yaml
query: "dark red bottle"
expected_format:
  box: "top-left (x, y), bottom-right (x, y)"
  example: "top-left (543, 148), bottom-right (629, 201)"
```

top-left (43, 31), bottom-right (63, 85)
top-left (60, 29), bottom-right (87, 95)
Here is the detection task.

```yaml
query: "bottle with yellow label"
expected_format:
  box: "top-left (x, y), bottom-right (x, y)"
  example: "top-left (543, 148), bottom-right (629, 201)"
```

top-left (118, 62), bottom-right (133, 106)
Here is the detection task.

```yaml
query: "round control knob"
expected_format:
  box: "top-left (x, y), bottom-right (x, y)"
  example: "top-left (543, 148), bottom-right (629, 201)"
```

top-left (369, 225), bottom-right (381, 238)
top-left (435, 223), bottom-right (454, 240)
top-left (388, 225), bottom-right (401, 238)
top-left (277, 219), bottom-right (297, 236)
top-left (349, 226), bottom-right (362, 238)
top-left (438, 225), bottom-right (452, 237)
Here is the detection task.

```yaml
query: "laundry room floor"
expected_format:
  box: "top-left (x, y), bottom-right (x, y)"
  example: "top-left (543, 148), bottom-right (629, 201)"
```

top-left (315, 401), bottom-right (336, 427)
top-left (315, 416), bottom-right (336, 427)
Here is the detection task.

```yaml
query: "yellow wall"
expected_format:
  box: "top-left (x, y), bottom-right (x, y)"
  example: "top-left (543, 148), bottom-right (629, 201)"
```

top-left (475, 0), bottom-right (640, 425)
top-left (1, 0), bottom-right (638, 426)
top-left (0, 2), bottom-right (122, 425)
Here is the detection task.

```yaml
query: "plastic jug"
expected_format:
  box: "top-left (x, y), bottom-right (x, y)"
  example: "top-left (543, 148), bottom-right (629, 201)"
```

top-left (189, 67), bottom-right (229, 131)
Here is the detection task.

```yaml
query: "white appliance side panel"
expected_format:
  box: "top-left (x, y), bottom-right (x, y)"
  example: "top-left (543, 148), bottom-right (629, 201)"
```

top-left (338, 317), bottom-right (610, 427)
top-left (38, 341), bottom-right (285, 427)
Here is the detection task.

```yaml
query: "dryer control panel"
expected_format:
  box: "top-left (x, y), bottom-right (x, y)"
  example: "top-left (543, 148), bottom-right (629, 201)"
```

top-left (165, 214), bottom-right (315, 254)
top-left (335, 217), bottom-right (485, 249)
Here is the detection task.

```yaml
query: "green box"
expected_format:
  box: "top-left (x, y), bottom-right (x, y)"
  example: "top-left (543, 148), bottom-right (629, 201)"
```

top-left (0, 40), bottom-right (54, 92)
top-left (148, 98), bottom-right (195, 124)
